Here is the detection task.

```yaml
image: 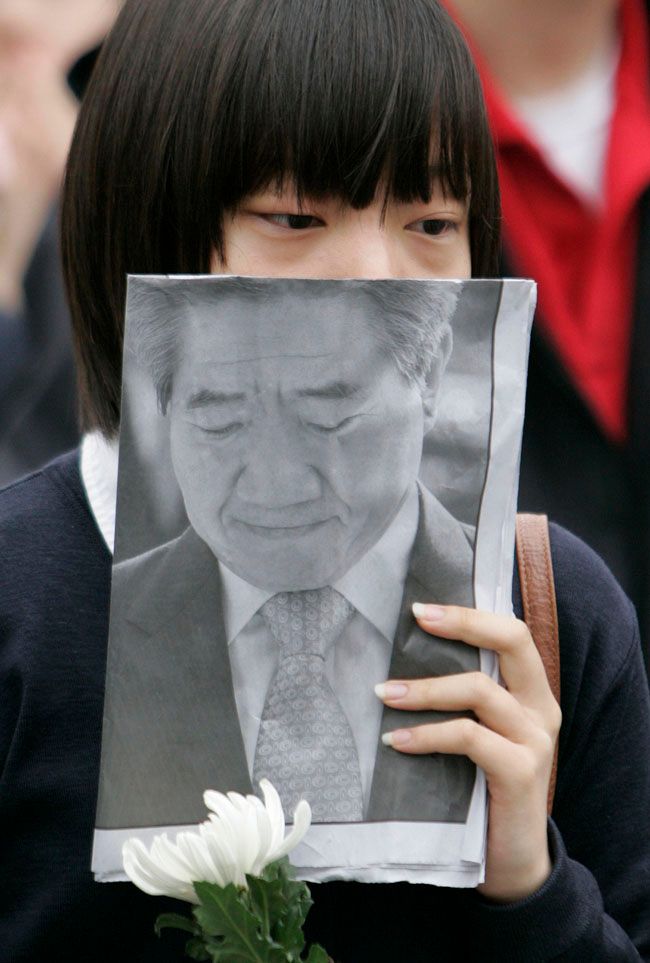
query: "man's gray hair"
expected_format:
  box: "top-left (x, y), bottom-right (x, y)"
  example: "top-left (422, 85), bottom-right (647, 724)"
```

top-left (126, 276), bottom-right (459, 412)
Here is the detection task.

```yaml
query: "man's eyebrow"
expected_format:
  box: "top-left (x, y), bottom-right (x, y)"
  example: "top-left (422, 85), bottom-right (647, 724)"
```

top-left (186, 388), bottom-right (247, 408)
top-left (294, 381), bottom-right (363, 400)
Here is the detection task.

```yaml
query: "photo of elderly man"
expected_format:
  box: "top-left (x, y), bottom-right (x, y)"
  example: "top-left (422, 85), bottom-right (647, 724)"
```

top-left (96, 277), bottom-right (479, 831)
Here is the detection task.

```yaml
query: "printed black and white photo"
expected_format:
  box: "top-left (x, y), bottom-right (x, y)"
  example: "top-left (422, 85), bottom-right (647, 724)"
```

top-left (93, 275), bottom-right (535, 886)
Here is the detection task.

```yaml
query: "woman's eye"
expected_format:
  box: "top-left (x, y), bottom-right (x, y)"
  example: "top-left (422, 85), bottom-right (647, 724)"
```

top-left (266, 213), bottom-right (322, 229)
top-left (408, 218), bottom-right (455, 236)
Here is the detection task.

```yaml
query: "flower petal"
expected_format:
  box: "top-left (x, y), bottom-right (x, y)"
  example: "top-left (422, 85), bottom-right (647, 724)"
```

top-left (122, 837), bottom-right (199, 903)
top-left (235, 796), bottom-right (263, 877)
top-left (200, 818), bottom-right (244, 886)
top-left (150, 833), bottom-right (195, 882)
top-left (251, 807), bottom-right (274, 875)
top-left (204, 790), bottom-right (246, 831)
top-left (177, 830), bottom-right (227, 887)
top-left (269, 799), bottom-right (312, 862)
top-left (124, 781), bottom-right (310, 904)
top-left (259, 779), bottom-right (286, 852)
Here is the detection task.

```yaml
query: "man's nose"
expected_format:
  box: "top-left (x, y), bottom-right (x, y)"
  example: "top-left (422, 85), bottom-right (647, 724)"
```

top-left (235, 422), bottom-right (322, 508)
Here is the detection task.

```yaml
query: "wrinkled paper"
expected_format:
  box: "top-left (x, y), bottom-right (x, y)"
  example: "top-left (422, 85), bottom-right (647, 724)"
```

top-left (93, 276), bottom-right (536, 887)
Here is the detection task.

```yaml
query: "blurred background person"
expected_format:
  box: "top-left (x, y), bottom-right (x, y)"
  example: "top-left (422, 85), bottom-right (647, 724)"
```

top-left (0, 0), bottom-right (118, 486)
top-left (443, 0), bottom-right (650, 667)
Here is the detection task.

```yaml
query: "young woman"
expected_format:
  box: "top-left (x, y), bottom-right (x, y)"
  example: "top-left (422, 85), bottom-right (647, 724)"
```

top-left (1, 1), bottom-right (649, 960)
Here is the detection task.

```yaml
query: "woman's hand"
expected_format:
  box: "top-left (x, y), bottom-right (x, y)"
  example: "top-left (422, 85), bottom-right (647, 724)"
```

top-left (375, 603), bottom-right (562, 903)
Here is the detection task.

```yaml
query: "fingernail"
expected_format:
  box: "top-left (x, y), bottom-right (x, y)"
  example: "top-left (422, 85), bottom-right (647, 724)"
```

top-left (381, 729), bottom-right (413, 747)
top-left (374, 682), bottom-right (409, 700)
top-left (412, 603), bottom-right (445, 622)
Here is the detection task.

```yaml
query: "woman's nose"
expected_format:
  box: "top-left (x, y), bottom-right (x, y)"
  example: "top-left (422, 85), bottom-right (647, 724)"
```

top-left (314, 218), bottom-right (407, 279)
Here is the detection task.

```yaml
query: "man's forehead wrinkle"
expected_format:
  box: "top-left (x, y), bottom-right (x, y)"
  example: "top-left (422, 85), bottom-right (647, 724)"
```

top-left (203, 351), bottom-right (338, 366)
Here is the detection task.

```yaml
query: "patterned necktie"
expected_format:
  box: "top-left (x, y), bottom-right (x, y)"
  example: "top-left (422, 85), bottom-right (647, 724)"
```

top-left (252, 587), bottom-right (364, 822)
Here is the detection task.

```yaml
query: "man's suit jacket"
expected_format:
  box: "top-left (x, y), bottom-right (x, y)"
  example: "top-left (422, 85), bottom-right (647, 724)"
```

top-left (96, 485), bottom-right (478, 829)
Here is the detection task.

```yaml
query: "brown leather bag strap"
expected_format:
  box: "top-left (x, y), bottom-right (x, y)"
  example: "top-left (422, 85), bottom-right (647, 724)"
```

top-left (515, 513), bottom-right (560, 814)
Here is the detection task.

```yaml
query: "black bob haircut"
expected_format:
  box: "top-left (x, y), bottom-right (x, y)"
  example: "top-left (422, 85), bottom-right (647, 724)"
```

top-left (62, 0), bottom-right (501, 436)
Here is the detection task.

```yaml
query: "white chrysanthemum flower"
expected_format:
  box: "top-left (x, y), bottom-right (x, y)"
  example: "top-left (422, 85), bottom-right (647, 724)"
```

top-left (122, 780), bottom-right (311, 904)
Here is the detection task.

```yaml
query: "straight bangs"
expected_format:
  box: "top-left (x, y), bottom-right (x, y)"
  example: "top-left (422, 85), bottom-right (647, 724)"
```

top-left (199, 0), bottom-right (499, 272)
top-left (63, 0), bottom-right (500, 434)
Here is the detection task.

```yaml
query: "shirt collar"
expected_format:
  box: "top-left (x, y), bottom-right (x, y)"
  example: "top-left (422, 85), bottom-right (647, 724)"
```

top-left (333, 486), bottom-right (418, 643)
top-left (80, 428), bottom-right (419, 646)
top-left (80, 430), bottom-right (119, 553)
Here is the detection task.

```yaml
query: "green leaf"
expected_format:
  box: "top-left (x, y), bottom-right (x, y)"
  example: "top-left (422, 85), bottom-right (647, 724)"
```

top-left (267, 860), bottom-right (312, 921)
top-left (304, 945), bottom-right (330, 963)
top-left (207, 943), bottom-right (289, 963)
top-left (276, 887), bottom-right (313, 957)
top-left (259, 858), bottom-right (291, 883)
top-left (246, 861), bottom-right (313, 959)
top-left (155, 911), bottom-right (201, 936)
top-left (185, 936), bottom-right (213, 961)
top-left (247, 875), bottom-right (286, 941)
top-left (273, 903), bottom-right (307, 958)
top-left (186, 870), bottom-right (333, 963)
top-left (193, 882), bottom-right (269, 962)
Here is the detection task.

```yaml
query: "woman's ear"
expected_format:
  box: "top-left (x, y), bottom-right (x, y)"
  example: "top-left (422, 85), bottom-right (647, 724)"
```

top-left (421, 325), bottom-right (453, 435)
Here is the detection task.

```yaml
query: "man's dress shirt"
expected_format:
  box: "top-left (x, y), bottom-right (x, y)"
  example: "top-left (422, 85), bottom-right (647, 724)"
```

top-left (221, 488), bottom-right (418, 808)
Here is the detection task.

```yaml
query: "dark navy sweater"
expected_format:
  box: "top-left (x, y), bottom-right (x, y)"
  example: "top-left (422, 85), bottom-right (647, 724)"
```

top-left (1, 453), bottom-right (649, 962)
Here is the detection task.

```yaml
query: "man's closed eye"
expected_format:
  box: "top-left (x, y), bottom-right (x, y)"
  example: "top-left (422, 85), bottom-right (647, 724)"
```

top-left (198, 421), bottom-right (246, 438)
top-left (306, 415), bottom-right (359, 434)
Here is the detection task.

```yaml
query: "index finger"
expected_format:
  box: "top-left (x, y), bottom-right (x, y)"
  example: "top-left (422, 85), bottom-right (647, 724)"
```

top-left (412, 603), bottom-right (554, 712)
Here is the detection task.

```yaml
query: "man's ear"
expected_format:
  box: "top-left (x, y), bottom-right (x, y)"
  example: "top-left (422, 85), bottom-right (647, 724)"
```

top-left (421, 325), bottom-right (452, 435)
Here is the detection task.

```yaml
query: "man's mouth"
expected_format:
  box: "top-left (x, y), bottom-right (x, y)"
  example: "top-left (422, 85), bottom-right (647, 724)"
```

top-left (232, 517), bottom-right (334, 539)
